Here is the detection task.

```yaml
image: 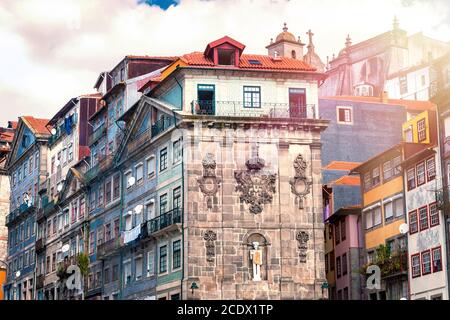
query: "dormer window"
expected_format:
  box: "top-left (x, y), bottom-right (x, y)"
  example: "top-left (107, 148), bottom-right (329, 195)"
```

top-left (217, 49), bottom-right (235, 65)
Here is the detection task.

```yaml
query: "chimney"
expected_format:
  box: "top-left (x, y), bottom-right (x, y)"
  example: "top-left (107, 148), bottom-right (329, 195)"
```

top-left (380, 91), bottom-right (389, 103)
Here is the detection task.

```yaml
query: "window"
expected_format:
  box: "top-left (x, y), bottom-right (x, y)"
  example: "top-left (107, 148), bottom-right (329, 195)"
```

top-left (411, 254), bottom-right (421, 278)
top-left (337, 290), bottom-right (342, 300)
top-left (217, 49), bottom-right (235, 65)
top-left (113, 174), bottom-right (120, 200)
top-left (104, 268), bottom-right (110, 284)
top-left (52, 253), bottom-right (56, 272)
top-left (145, 202), bottom-right (155, 221)
top-left (393, 156), bottom-right (401, 175)
top-left (147, 251), bottom-right (155, 277)
top-left (135, 256), bottom-right (143, 280)
top-left (124, 261), bottom-right (131, 285)
top-left (372, 167), bottom-right (380, 186)
top-left (419, 206), bottom-right (428, 231)
top-left (337, 107), bottom-right (352, 124)
top-left (421, 251), bottom-right (431, 275)
top-left (291, 50), bottom-right (296, 59)
top-left (136, 164), bottom-right (144, 184)
top-left (90, 191), bottom-right (96, 212)
top-left (383, 160), bottom-right (392, 181)
top-left (417, 119), bottom-right (426, 142)
top-left (407, 167), bottom-right (416, 190)
top-left (113, 218), bottom-right (120, 238)
top-left (426, 157), bottom-right (436, 181)
top-left (363, 173), bottom-right (372, 191)
top-left (160, 194), bottom-right (168, 215)
top-left (52, 217), bottom-right (57, 234)
top-left (173, 240), bottom-right (181, 270)
top-left (159, 245), bottom-right (167, 273)
top-left (46, 256), bottom-right (50, 274)
top-left (105, 180), bottom-right (112, 204)
top-left (409, 210), bottom-right (418, 234)
top-left (98, 184), bottom-right (104, 207)
top-left (105, 223), bottom-right (112, 242)
top-left (68, 143), bottom-right (73, 162)
top-left (173, 187), bottom-right (181, 210)
top-left (29, 157), bottom-right (33, 174)
top-left (342, 253), bottom-right (348, 275)
top-left (97, 228), bottom-right (104, 246)
top-left (325, 254), bottom-right (329, 274)
top-left (404, 125), bottom-right (413, 142)
top-left (243, 86), bottom-right (261, 108)
top-left (336, 256), bottom-right (341, 278)
top-left (35, 152), bottom-right (39, 169)
top-left (147, 156), bottom-right (155, 177)
top-left (373, 206), bottom-right (382, 227)
top-left (160, 148), bottom-right (168, 171)
top-left (171, 293), bottom-right (181, 300)
top-left (89, 231), bottom-right (95, 254)
top-left (112, 264), bottom-right (119, 281)
top-left (71, 201), bottom-right (78, 223)
top-left (432, 247), bottom-right (442, 272)
top-left (393, 197), bottom-right (404, 218)
top-left (400, 76), bottom-right (408, 95)
top-left (79, 197), bottom-right (85, 220)
top-left (416, 162), bottom-right (425, 186)
top-left (384, 201), bottom-right (393, 221)
top-left (365, 209), bottom-right (373, 229)
top-left (335, 222), bottom-right (340, 245)
top-left (341, 219), bottom-right (346, 241)
top-left (429, 202), bottom-right (439, 227)
top-left (173, 139), bottom-right (182, 163)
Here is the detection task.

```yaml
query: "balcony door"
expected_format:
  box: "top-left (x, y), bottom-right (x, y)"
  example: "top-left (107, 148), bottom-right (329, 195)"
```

top-left (289, 88), bottom-right (306, 118)
top-left (197, 84), bottom-right (215, 115)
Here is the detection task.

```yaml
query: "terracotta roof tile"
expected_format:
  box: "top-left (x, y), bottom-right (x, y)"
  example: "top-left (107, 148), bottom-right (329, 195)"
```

top-left (179, 52), bottom-right (317, 72)
top-left (324, 161), bottom-right (361, 171)
top-left (320, 96), bottom-right (436, 111)
top-left (331, 175), bottom-right (361, 186)
top-left (22, 116), bottom-right (51, 136)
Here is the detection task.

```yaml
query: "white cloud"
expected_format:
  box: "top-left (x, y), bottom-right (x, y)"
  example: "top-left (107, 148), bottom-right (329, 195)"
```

top-left (0, 0), bottom-right (448, 125)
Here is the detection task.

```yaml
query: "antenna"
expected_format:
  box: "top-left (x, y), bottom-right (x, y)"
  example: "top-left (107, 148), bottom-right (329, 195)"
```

top-left (399, 223), bottom-right (409, 235)
top-left (61, 244), bottom-right (70, 253)
top-left (127, 176), bottom-right (136, 188)
top-left (51, 128), bottom-right (57, 136)
top-left (135, 204), bottom-right (143, 214)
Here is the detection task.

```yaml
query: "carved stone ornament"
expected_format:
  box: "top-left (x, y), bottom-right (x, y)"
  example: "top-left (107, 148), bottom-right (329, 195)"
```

top-left (197, 153), bottom-right (221, 209)
top-left (289, 154), bottom-right (312, 209)
top-left (296, 231), bottom-right (310, 263)
top-left (203, 230), bottom-right (217, 262)
top-left (235, 145), bottom-right (277, 214)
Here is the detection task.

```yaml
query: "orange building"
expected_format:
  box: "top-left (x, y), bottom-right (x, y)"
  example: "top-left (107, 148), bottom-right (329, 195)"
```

top-left (0, 267), bottom-right (6, 300)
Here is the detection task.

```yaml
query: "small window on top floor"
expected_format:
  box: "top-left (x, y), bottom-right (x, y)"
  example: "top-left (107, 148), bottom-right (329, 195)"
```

top-left (217, 49), bottom-right (235, 65)
top-left (337, 106), bottom-right (352, 124)
top-left (291, 50), bottom-right (296, 59)
top-left (417, 118), bottom-right (426, 142)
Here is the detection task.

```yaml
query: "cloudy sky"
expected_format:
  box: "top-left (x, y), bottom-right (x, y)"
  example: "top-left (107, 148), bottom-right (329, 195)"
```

top-left (0, 0), bottom-right (449, 126)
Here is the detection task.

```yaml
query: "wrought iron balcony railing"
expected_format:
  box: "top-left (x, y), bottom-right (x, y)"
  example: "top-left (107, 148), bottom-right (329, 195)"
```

top-left (6, 202), bottom-right (36, 226)
top-left (147, 207), bottom-right (182, 235)
top-left (151, 117), bottom-right (174, 137)
top-left (97, 237), bottom-right (121, 260)
top-left (128, 128), bottom-right (152, 154)
top-left (35, 238), bottom-right (45, 253)
top-left (190, 100), bottom-right (317, 119)
top-left (85, 154), bottom-right (114, 183)
top-left (88, 123), bottom-right (107, 146)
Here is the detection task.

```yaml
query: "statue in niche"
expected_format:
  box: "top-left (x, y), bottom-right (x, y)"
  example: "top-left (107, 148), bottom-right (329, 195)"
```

top-left (249, 242), bottom-right (263, 281)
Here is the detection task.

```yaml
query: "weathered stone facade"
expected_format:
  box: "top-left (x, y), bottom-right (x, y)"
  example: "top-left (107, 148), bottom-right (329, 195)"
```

top-left (180, 118), bottom-right (328, 300)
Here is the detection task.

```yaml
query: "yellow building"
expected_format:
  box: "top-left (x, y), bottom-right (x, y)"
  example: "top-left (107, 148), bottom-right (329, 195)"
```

top-left (351, 144), bottom-right (408, 300)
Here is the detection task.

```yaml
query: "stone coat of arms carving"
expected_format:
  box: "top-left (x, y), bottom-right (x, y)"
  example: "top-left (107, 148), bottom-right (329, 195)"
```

top-left (203, 230), bottom-right (217, 262)
top-left (289, 154), bottom-right (312, 209)
top-left (296, 231), bottom-right (310, 263)
top-left (235, 145), bottom-right (276, 214)
top-left (197, 153), bottom-right (221, 209)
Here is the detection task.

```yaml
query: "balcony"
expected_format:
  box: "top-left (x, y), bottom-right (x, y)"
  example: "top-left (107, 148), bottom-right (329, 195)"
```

top-left (35, 238), bottom-right (45, 253)
top-left (147, 207), bottom-right (182, 237)
top-left (151, 117), bottom-right (174, 138)
top-left (380, 252), bottom-right (408, 280)
top-left (5, 202), bottom-right (36, 226)
top-left (190, 100), bottom-right (317, 119)
top-left (43, 198), bottom-right (56, 216)
top-left (88, 123), bottom-right (107, 146)
top-left (85, 154), bottom-right (114, 183)
top-left (97, 237), bottom-right (121, 260)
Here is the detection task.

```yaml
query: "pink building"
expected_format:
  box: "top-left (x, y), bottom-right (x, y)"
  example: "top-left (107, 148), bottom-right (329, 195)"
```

top-left (325, 206), bottom-right (363, 300)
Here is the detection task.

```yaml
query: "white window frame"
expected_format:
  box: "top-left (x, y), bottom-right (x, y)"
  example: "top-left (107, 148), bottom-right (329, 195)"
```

top-left (336, 106), bottom-right (353, 125)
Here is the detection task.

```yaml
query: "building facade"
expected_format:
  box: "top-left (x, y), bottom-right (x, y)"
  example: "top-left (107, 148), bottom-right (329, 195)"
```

top-left (3, 117), bottom-right (50, 300)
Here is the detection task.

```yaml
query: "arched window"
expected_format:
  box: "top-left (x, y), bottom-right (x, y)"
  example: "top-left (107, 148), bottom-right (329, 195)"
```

top-left (291, 50), bottom-right (296, 59)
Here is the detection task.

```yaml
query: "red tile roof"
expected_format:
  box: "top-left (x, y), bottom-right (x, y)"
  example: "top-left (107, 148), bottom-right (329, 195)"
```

top-left (0, 129), bottom-right (14, 143)
top-left (321, 96), bottom-right (436, 111)
top-left (331, 175), bottom-right (361, 186)
top-left (179, 52), bottom-right (317, 72)
top-left (125, 55), bottom-right (178, 61)
top-left (137, 75), bottom-right (162, 92)
top-left (204, 36), bottom-right (246, 56)
top-left (22, 116), bottom-right (51, 136)
top-left (324, 161), bottom-right (361, 171)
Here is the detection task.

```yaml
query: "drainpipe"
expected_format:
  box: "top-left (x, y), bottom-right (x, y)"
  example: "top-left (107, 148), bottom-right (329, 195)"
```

top-left (118, 167), bottom-right (124, 300)
top-left (174, 113), bottom-right (184, 299)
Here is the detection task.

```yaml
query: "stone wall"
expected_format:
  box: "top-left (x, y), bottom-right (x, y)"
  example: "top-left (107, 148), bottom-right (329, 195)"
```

top-left (181, 120), bottom-right (327, 300)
